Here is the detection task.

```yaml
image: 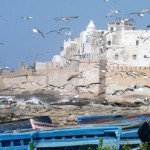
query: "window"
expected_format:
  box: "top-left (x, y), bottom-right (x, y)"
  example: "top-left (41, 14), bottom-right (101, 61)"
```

top-left (133, 54), bottom-right (137, 60)
top-left (108, 41), bottom-right (111, 45)
top-left (85, 35), bottom-right (91, 43)
top-left (101, 31), bottom-right (104, 34)
top-left (136, 40), bottom-right (139, 45)
top-left (78, 49), bottom-right (80, 54)
top-left (115, 54), bottom-right (118, 60)
top-left (110, 27), bottom-right (114, 32)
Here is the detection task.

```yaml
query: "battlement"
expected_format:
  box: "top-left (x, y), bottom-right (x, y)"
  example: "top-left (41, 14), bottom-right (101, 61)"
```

top-left (107, 66), bottom-right (150, 71)
top-left (108, 22), bottom-right (134, 27)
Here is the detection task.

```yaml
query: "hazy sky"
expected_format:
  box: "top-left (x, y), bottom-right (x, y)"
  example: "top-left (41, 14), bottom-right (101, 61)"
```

top-left (0, 0), bottom-right (149, 70)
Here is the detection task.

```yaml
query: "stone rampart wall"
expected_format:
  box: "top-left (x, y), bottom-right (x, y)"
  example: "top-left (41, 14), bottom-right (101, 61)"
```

top-left (1, 65), bottom-right (150, 103)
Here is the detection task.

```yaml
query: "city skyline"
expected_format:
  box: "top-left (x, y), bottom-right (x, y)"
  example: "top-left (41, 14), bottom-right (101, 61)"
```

top-left (0, 0), bottom-right (149, 70)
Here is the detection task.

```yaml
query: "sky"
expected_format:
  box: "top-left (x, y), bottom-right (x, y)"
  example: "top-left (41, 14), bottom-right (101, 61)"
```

top-left (0, 0), bottom-right (149, 70)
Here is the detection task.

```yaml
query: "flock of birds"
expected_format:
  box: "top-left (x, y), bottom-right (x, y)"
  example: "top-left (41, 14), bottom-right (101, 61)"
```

top-left (0, 1), bottom-right (150, 107)
top-left (1, 63), bottom-right (150, 106)
top-left (31, 16), bottom-right (78, 39)
top-left (30, 8), bottom-right (150, 40)
top-left (0, 14), bottom-right (79, 64)
top-left (0, 1), bottom-right (149, 61)
top-left (22, 16), bottom-right (78, 60)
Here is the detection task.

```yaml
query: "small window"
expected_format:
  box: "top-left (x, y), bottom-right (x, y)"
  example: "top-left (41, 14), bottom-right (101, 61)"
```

top-left (108, 41), bottom-right (111, 45)
top-left (101, 31), bottom-right (104, 34)
top-left (78, 49), bottom-right (80, 54)
top-left (136, 40), bottom-right (139, 45)
top-left (115, 54), bottom-right (118, 60)
top-left (110, 27), bottom-right (114, 32)
top-left (133, 54), bottom-right (137, 60)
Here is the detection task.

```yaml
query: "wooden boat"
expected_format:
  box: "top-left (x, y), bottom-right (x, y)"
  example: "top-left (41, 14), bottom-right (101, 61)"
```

top-left (75, 113), bottom-right (150, 148)
top-left (77, 113), bottom-right (150, 126)
top-left (0, 116), bottom-right (53, 133)
top-left (0, 123), bottom-right (142, 150)
top-left (78, 114), bottom-right (123, 124)
top-left (30, 118), bottom-right (57, 130)
top-left (0, 125), bottom-right (122, 150)
top-left (0, 116), bottom-right (143, 150)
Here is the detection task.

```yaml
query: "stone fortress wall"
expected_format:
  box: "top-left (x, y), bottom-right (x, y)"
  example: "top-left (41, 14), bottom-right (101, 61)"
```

top-left (1, 60), bottom-right (150, 104)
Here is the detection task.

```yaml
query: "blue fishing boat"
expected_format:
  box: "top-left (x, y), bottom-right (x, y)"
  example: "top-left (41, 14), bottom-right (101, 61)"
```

top-left (77, 114), bottom-right (123, 124)
top-left (0, 120), bottom-right (144, 150)
top-left (74, 113), bottom-right (148, 149)
top-left (77, 113), bottom-right (150, 126)
top-left (0, 114), bottom-right (145, 150)
top-left (0, 116), bottom-right (53, 133)
top-left (0, 125), bottom-right (122, 150)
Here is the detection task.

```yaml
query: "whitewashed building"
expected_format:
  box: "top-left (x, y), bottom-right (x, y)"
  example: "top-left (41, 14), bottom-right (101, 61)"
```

top-left (53, 20), bottom-right (150, 67)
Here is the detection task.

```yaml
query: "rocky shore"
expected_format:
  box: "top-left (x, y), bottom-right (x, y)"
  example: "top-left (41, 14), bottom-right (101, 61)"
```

top-left (0, 91), bottom-right (149, 126)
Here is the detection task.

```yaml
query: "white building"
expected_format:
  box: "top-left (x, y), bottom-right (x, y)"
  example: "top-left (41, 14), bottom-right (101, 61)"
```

top-left (52, 20), bottom-right (150, 67)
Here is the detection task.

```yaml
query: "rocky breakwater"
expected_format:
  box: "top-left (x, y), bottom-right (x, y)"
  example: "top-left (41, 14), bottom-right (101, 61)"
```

top-left (0, 99), bottom-right (150, 126)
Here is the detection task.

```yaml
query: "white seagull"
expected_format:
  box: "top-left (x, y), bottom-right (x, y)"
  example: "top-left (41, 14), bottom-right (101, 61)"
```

top-left (32, 28), bottom-right (44, 38)
top-left (127, 9), bottom-right (150, 17)
top-left (64, 30), bottom-right (73, 37)
top-left (105, 9), bottom-right (120, 18)
top-left (128, 12), bottom-right (144, 17)
top-left (21, 16), bottom-right (33, 20)
top-left (115, 17), bottom-right (135, 23)
top-left (26, 54), bottom-right (44, 59)
top-left (46, 28), bottom-right (71, 35)
top-left (54, 16), bottom-right (79, 23)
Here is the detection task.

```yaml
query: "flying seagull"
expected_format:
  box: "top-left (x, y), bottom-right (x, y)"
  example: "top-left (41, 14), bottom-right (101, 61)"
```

top-left (89, 91), bottom-right (106, 99)
top-left (143, 36), bottom-right (150, 43)
top-left (141, 8), bottom-right (150, 14)
top-left (147, 25), bottom-right (150, 28)
top-left (54, 16), bottom-right (79, 23)
top-left (67, 74), bottom-right (82, 81)
top-left (115, 17), bottom-right (135, 23)
top-left (45, 84), bottom-right (68, 89)
top-left (105, 9), bottom-right (120, 18)
top-left (26, 54), bottom-right (44, 59)
top-left (64, 30), bottom-right (73, 37)
top-left (21, 16), bottom-right (33, 20)
top-left (32, 28), bottom-right (45, 38)
top-left (22, 81), bottom-right (43, 86)
top-left (127, 9), bottom-right (150, 17)
top-left (128, 12), bottom-right (144, 17)
top-left (46, 28), bottom-right (71, 35)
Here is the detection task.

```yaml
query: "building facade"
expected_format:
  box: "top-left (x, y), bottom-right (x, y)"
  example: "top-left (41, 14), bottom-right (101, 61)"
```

top-left (53, 20), bottom-right (150, 68)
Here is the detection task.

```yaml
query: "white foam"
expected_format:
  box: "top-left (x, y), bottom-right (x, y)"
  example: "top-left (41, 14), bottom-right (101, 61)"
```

top-left (0, 96), bottom-right (15, 99)
top-left (24, 97), bottom-right (45, 105)
top-left (0, 96), bottom-right (15, 102)
top-left (49, 98), bottom-right (70, 104)
top-left (16, 97), bottom-right (45, 105)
